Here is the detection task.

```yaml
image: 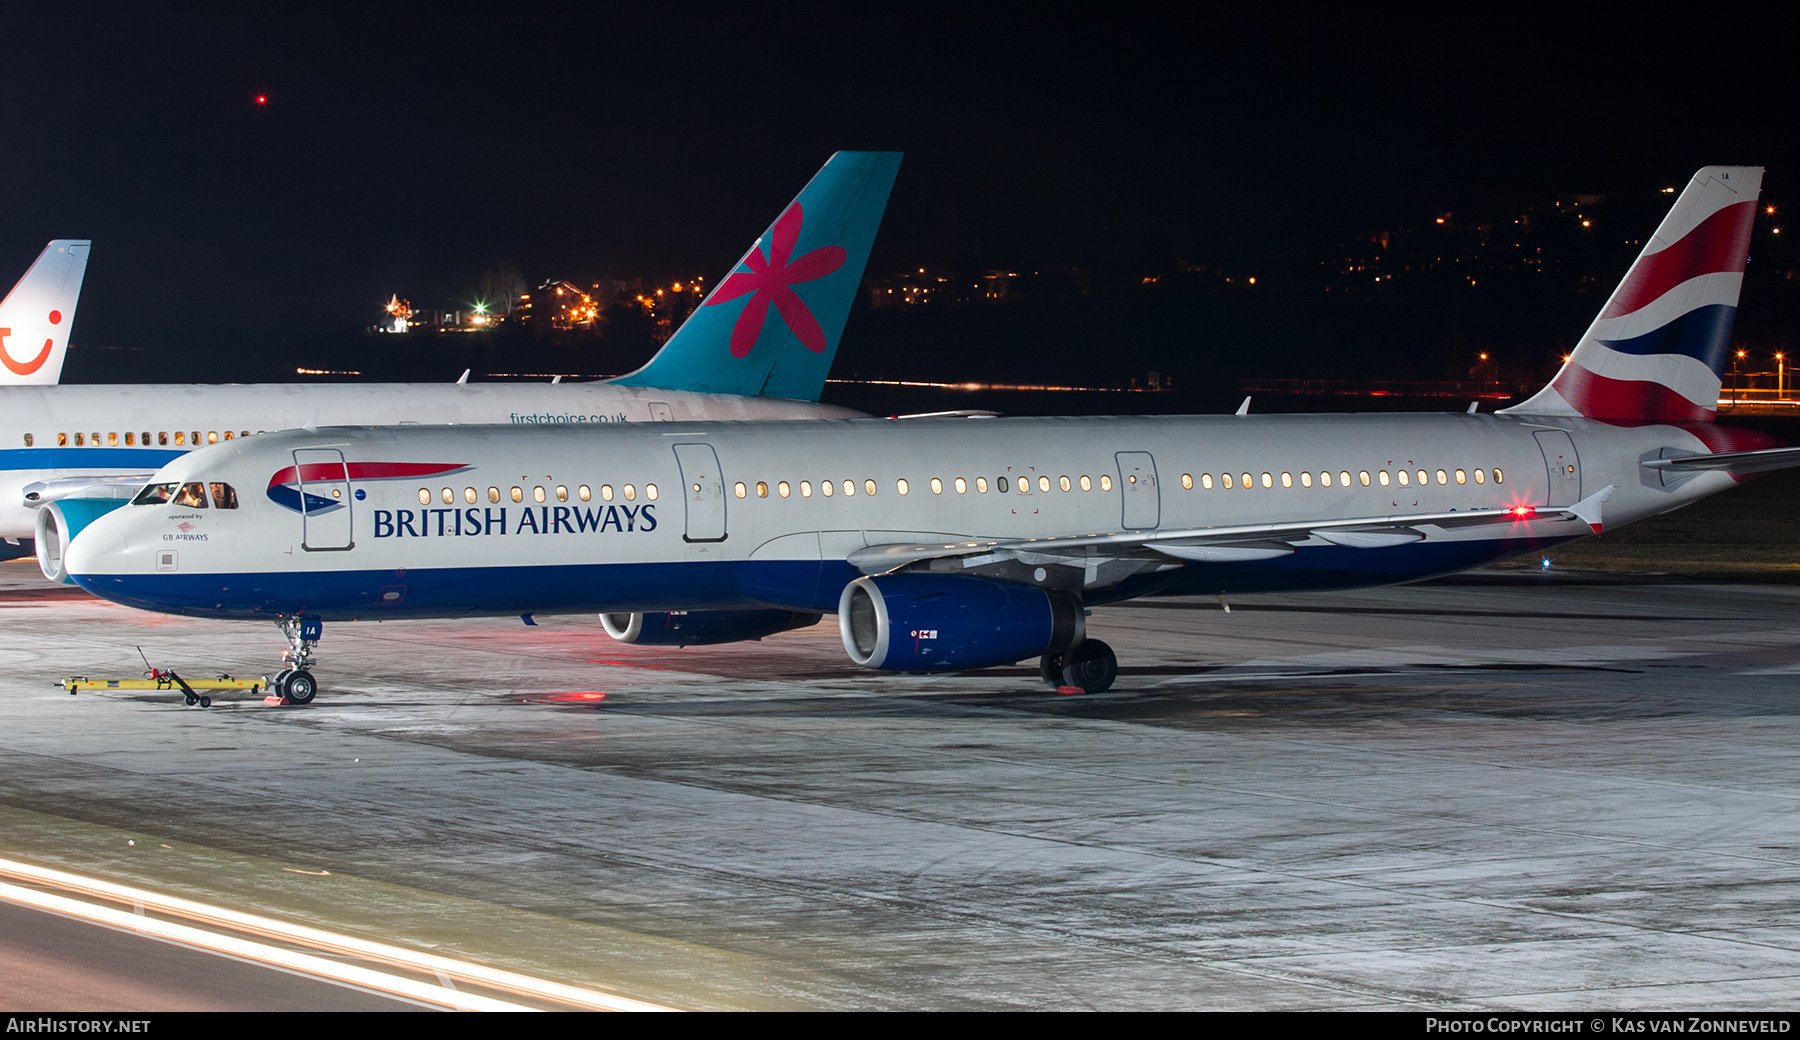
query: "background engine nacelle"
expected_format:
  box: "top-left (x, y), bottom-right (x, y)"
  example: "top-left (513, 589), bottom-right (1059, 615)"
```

top-left (601, 609), bottom-right (822, 646)
top-left (838, 574), bottom-right (1084, 672)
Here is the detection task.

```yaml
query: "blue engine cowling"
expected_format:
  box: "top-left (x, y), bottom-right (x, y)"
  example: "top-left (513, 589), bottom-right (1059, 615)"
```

top-left (602, 609), bottom-right (822, 646)
top-left (837, 574), bottom-right (1085, 671)
top-left (34, 498), bottom-right (130, 584)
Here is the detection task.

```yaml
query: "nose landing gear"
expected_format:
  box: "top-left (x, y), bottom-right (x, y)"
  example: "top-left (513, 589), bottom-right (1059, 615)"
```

top-left (270, 616), bottom-right (322, 705)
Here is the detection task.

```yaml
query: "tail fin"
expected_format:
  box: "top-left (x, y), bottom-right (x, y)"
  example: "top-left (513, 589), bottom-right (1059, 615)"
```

top-left (1502, 167), bottom-right (1761, 421)
top-left (0, 240), bottom-right (90, 386)
top-left (610, 151), bottom-right (902, 401)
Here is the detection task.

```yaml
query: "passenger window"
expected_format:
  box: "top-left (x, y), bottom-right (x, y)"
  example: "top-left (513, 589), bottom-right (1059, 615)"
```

top-left (976, 477), bottom-right (988, 493)
top-left (240, 431), bottom-right (250, 439)
top-left (534, 486), bottom-right (546, 503)
top-left (1341, 471), bottom-right (1352, 487)
top-left (1222, 473), bottom-right (1234, 488)
top-left (57, 433), bottom-right (67, 446)
top-left (22, 433), bottom-right (32, 447)
top-left (600, 485), bottom-right (613, 502)
top-left (800, 481), bottom-right (813, 498)
top-left (556, 486), bottom-right (569, 503)
top-left (1319, 471), bottom-right (1331, 487)
top-left (1436, 469), bottom-right (1447, 485)
top-left (159, 432), bottom-right (168, 446)
top-left (896, 479), bottom-right (908, 495)
top-left (1201, 474), bottom-right (1214, 489)
top-left (1455, 469), bottom-right (1467, 485)
top-left (512, 487), bottom-right (524, 503)
top-left (778, 481), bottom-right (790, 498)
top-left (1359, 471), bottom-right (1371, 486)
top-left (1080, 475), bottom-right (1092, 491)
top-left (1379, 471), bottom-right (1391, 486)
top-left (623, 485), bottom-right (636, 501)
top-left (757, 482), bottom-right (769, 498)
top-left (174, 432), bottom-right (185, 445)
top-left (1300, 472), bottom-right (1312, 488)
top-left (931, 478), bottom-right (943, 495)
top-left (1280, 472), bottom-right (1292, 488)
top-left (209, 483), bottom-right (239, 509)
top-left (74, 433), bottom-right (84, 446)
top-left (1416, 469), bottom-right (1427, 486)
top-left (1258, 473), bottom-right (1270, 489)
top-left (578, 485), bottom-right (591, 502)
top-left (1062, 476), bottom-right (1074, 492)
top-left (464, 488), bottom-right (477, 504)
top-left (488, 487), bottom-right (501, 503)
top-left (109, 432), bottom-right (118, 446)
top-left (864, 479), bottom-right (876, 496)
top-left (955, 477), bottom-right (967, 494)
top-left (1493, 469), bottom-right (1504, 484)
top-left (1038, 476), bottom-right (1050, 493)
top-left (132, 483), bottom-right (177, 506)
top-left (190, 432), bottom-right (200, 445)
top-left (419, 489), bottom-right (431, 505)
top-left (442, 488), bottom-right (455, 504)
top-left (142, 432), bottom-right (150, 445)
top-left (843, 479), bottom-right (855, 497)
top-left (1179, 474), bottom-right (1191, 490)
top-left (646, 484), bottom-right (658, 500)
top-left (125, 433), bottom-right (135, 446)
top-left (222, 431), bottom-right (233, 441)
top-left (1473, 469), bottom-right (1484, 485)
top-left (822, 479), bottom-right (833, 497)
top-left (1240, 472), bottom-right (1253, 490)
top-left (1397, 470), bottom-right (1409, 486)
top-left (174, 483), bottom-right (209, 508)
top-left (207, 431), bottom-right (217, 444)
top-left (735, 482), bottom-right (747, 499)
top-left (998, 476), bottom-right (1010, 493)
top-left (1101, 475), bottom-right (1113, 492)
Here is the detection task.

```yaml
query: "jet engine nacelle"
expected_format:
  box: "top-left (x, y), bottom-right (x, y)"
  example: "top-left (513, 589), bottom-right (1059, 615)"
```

top-left (601, 609), bottom-right (822, 646)
top-left (838, 573), bottom-right (1085, 672)
top-left (35, 498), bottom-right (128, 584)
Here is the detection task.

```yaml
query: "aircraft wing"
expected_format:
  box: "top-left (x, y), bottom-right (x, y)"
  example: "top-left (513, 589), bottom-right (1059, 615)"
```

top-left (1641, 446), bottom-right (1800, 476)
top-left (22, 474), bottom-right (156, 507)
top-left (849, 488), bottom-right (1616, 589)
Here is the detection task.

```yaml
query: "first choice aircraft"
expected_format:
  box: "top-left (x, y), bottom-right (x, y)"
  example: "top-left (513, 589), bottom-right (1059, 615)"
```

top-left (65, 166), bottom-right (1800, 705)
top-left (7, 151), bottom-right (903, 572)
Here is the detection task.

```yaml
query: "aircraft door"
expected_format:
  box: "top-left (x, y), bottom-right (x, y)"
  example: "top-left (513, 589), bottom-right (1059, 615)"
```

top-left (673, 443), bottom-right (727, 542)
top-left (1533, 430), bottom-right (1581, 507)
top-left (1116, 451), bottom-right (1161, 529)
top-left (293, 448), bottom-right (354, 551)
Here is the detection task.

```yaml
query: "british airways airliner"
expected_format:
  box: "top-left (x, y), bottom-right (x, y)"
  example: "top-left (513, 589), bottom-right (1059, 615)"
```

top-left (7, 151), bottom-right (901, 571)
top-left (66, 166), bottom-right (1797, 705)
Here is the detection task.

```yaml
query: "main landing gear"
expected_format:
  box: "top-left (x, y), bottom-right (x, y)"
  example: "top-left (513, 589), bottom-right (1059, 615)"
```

top-left (1039, 639), bottom-right (1117, 694)
top-left (270, 616), bottom-right (323, 705)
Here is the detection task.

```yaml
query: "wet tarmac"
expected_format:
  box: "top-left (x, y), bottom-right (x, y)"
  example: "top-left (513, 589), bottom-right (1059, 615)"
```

top-left (3, 559), bottom-right (1799, 1009)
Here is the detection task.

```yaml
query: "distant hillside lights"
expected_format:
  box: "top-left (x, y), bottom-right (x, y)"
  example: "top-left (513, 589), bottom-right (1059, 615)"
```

top-left (375, 294), bottom-right (504, 334)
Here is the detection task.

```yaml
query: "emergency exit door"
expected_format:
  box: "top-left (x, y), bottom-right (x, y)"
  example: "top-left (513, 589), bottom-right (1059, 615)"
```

top-left (1534, 430), bottom-right (1582, 507)
top-left (1116, 451), bottom-right (1161, 529)
top-left (673, 443), bottom-right (727, 542)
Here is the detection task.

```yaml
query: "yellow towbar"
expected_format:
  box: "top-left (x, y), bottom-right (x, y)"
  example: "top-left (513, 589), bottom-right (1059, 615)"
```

top-left (60, 670), bottom-right (268, 707)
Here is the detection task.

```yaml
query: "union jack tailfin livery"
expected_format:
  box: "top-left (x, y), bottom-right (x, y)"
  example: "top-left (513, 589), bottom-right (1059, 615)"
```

top-left (0, 240), bottom-right (90, 386)
top-left (611, 151), bottom-right (902, 402)
top-left (1503, 166), bottom-right (1762, 422)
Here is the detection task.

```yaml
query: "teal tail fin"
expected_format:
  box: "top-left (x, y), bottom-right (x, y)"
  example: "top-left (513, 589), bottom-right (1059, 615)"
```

top-left (610, 151), bottom-right (901, 401)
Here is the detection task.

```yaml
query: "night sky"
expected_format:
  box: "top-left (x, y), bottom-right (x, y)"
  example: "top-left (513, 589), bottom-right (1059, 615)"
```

top-left (4, 9), bottom-right (1797, 392)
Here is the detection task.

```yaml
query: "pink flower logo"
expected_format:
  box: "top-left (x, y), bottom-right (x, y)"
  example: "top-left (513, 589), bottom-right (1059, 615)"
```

top-left (706, 202), bottom-right (846, 358)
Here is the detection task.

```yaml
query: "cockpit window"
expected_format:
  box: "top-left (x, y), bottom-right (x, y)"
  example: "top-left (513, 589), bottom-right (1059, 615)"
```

top-left (172, 483), bottom-right (209, 509)
top-left (209, 483), bottom-right (239, 509)
top-left (132, 483), bottom-right (177, 506)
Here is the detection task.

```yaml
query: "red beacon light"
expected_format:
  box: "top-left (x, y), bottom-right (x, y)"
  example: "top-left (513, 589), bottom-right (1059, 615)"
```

top-left (1509, 505), bottom-right (1537, 519)
top-left (255, 94), bottom-right (268, 106)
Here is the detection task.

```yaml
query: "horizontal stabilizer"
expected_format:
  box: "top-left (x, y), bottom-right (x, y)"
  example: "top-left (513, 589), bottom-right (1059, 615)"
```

top-left (1642, 446), bottom-right (1800, 476)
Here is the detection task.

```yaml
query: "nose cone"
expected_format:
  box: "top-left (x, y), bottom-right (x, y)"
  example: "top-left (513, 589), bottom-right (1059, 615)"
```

top-left (64, 513), bottom-right (133, 587)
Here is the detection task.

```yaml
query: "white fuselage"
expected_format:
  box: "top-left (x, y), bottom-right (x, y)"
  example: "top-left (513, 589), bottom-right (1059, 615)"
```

top-left (65, 412), bottom-right (1739, 621)
top-left (0, 382), bottom-right (860, 540)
